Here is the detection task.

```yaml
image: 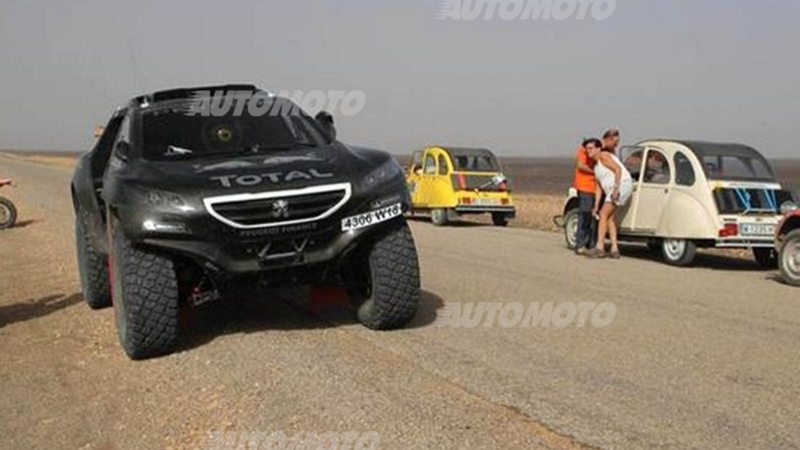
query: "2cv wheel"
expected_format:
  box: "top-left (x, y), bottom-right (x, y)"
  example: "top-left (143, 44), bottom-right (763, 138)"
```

top-left (431, 208), bottom-right (449, 226)
top-left (661, 239), bottom-right (697, 267)
top-left (778, 230), bottom-right (800, 287)
top-left (563, 209), bottom-right (579, 250)
top-left (491, 213), bottom-right (509, 227)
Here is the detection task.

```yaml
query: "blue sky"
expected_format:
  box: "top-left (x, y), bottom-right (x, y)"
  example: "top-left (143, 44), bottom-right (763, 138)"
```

top-left (1, 0), bottom-right (798, 156)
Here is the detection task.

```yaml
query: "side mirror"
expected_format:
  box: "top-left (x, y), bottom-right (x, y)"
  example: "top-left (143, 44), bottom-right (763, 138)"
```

top-left (115, 141), bottom-right (131, 162)
top-left (315, 111), bottom-right (337, 142)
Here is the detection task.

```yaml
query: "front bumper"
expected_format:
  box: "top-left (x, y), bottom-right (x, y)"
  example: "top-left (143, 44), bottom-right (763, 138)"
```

top-left (115, 177), bottom-right (412, 277)
top-left (140, 217), bottom-right (397, 275)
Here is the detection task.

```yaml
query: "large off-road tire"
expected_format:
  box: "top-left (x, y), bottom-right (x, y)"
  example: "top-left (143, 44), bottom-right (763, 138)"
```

top-left (0, 196), bottom-right (17, 230)
top-left (356, 220), bottom-right (421, 330)
top-left (753, 247), bottom-right (778, 269)
top-left (111, 228), bottom-right (180, 359)
top-left (661, 239), bottom-right (697, 267)
top-left (491, 213), bottom-right (509, 227)
top-left (563, 209), bottom-right (579, 250)
top-left (778, 230), bottom-right (800, 287)
top-left (431, 208), bottom-right (449, 226)
top-left (75, 214), bottom-right (111, 309)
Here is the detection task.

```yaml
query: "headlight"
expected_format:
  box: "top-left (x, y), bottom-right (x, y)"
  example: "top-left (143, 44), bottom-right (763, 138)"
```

top-left (781, 201), bottom-right (798, 215)
top-left (142, 219), bottom-right (188, 233)
top-left (131, 186), bottom-right (195, 212)
top-left (362, 159), bottom-right (403, 189)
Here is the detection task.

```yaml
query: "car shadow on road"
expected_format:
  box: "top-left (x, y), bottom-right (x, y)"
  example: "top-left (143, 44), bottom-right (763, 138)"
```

top-left (0, 292), bottom-right (83, 328)
top-left (8, 219), bottom-right (38, 229)
top-left (445, 220), bottom-right (491, 228)
top-left (406, 216), bottom-right (489, 228)
top-left (177, 288), bottom-right (445, 353)
top-left (619, 244), bottom-right (768, 272)
top-left (408, 290), bottom-right (446, 329)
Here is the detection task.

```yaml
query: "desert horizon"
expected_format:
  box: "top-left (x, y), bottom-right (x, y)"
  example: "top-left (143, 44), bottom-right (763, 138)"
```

top-left (4, 148), bottom-right (800, 197)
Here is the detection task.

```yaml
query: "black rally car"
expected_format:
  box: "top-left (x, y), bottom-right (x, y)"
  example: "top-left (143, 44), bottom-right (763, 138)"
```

top-left (72, 85), bottom-right (420, 359)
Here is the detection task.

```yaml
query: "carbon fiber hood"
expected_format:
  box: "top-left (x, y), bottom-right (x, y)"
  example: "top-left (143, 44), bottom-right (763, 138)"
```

top-left (116, 142), bottom-right (393, 196)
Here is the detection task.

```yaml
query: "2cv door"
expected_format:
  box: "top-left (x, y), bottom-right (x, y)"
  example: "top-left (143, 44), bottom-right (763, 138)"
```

top-left (619, 146), bottom-right (674, 234)
top-left (407, 147), bottom-right (455, 209)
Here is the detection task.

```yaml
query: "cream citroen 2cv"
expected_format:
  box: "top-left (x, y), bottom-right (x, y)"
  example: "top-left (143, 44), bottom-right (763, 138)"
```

top-left (559, 140), bottom-right (794, 267)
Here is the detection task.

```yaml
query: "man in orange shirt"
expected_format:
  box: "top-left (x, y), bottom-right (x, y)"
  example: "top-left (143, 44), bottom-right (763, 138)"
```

top-left (573, 138), bottom-right (601, 254)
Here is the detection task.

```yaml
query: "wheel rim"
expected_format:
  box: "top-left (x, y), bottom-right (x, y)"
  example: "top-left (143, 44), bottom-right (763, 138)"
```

top-left (663, 239), bottom-right (687, 260)
top-left (782, 240), bottom-right (800, 280)
top-left (0, 203), bottom-right (10, 225)
top-left (566, 214), bottom-right (578, 247)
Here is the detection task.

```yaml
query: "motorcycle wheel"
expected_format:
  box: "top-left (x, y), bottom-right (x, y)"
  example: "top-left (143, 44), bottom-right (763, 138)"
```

top-left (0, 196), bottom-right (17, 229)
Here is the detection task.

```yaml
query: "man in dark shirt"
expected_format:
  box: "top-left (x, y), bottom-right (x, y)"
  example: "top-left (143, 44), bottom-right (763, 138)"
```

top-left (602, 128), bottom-right (620, 154)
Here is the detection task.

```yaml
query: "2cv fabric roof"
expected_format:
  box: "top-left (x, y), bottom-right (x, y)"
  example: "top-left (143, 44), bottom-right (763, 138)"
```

top-left (676, 140), bottom-right (766, 160)
top-left (674, 140), bottom-right (776, 181)
top-left (440, 147), bottom-right (496, 158)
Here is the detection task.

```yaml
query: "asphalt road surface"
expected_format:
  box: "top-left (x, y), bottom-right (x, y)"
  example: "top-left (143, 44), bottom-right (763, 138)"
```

top-left (1, 154), bottom-right (798, 450)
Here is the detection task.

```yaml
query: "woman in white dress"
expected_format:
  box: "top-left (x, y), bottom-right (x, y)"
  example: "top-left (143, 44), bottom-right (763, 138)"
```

top-left (584, 139), bottom-right (633, 259)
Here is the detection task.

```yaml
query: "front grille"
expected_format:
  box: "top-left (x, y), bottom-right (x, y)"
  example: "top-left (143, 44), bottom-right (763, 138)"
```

top-left (204, 183), bottom-right (351, 229)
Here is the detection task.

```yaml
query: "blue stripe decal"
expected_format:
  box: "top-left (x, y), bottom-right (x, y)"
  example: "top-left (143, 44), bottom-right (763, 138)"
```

top-left (734, 188), bottom-right (752, 212)
top-left (764, 189), bottom-right (777, 212)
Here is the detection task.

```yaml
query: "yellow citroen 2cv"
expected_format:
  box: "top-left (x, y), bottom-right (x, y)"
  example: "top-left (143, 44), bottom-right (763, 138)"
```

top-left (406, 146), bottom-right (515, 226)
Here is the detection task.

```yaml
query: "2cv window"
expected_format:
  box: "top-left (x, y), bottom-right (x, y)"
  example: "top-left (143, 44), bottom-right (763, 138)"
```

top-left (622, 148), bottom-right (645, 181)
top-left (674, 152), bottom-right (696, 186)
top-left (643, 150), bottom-right (671, 184)
top-left (438, 155), bottom-right (449, 175)
top-left (424, 154), bottom-right (437, 175)
top-left (411, 151), bottom-right (423, 173)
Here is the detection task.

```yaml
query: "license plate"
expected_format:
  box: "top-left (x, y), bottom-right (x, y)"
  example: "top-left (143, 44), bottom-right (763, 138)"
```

top-left (342, 203), bottom-right (402, 232)
top-left (740, 223), bottom-right (775, 236)
top-left (475, 198), bottom-right (500, 206)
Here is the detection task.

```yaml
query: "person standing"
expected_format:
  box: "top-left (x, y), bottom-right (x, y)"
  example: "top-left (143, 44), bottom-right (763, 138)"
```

top-left (601, 128), bottom-right (621, 154)
top-left (586, 141), bottom-right (633, 259)
top-left (572, 139), bottom-right (599, 255)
